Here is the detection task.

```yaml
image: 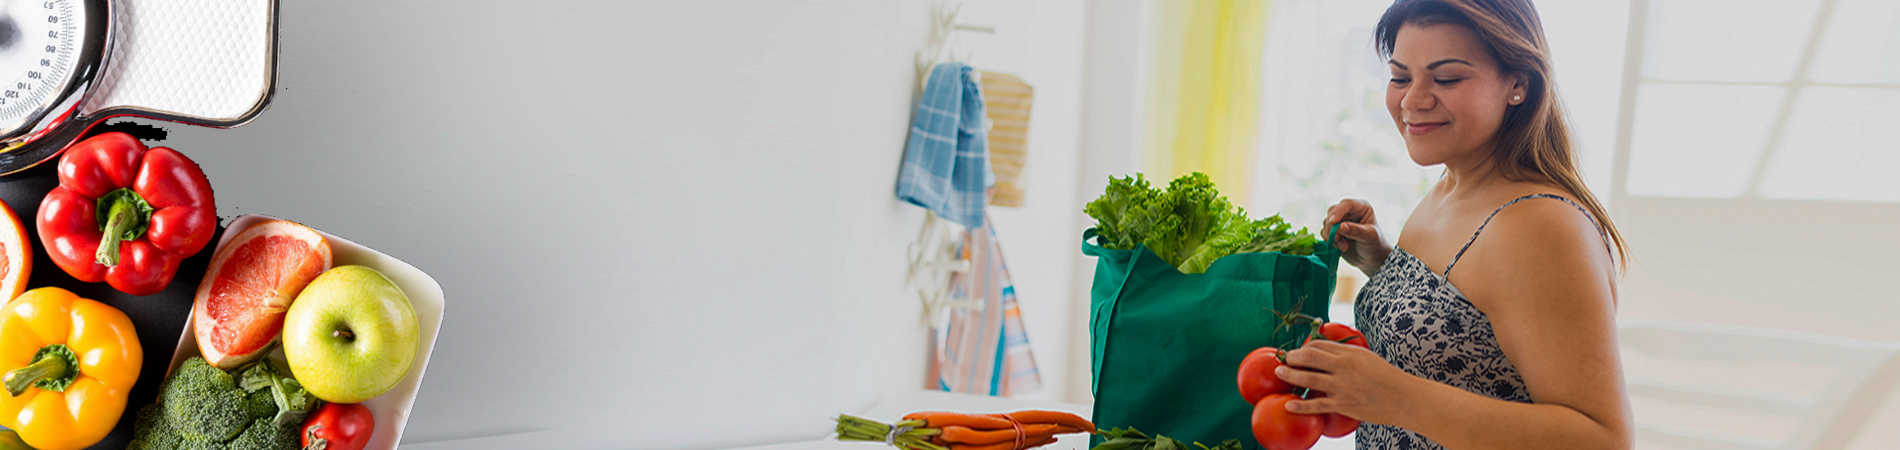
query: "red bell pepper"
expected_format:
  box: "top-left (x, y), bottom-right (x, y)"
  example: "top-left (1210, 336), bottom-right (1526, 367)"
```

top-left (37, 132), bottom-right (217, 296)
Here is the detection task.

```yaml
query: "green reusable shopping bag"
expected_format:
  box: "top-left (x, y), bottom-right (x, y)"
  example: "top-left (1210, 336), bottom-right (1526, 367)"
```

top-left (1082, 225), bottom-right (1341, 449)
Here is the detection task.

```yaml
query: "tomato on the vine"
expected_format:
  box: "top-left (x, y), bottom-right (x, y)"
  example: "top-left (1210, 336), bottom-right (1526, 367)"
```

top-left (1306, 322), bottom-right (1368, 349)
top-left (1252, 393), bottom-right (1323, 450)
top-left (1237, 346), bottom-right (1296, 404)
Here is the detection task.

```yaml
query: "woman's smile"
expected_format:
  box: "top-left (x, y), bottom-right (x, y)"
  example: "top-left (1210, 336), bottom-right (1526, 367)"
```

top-left (1405, 121), bottom-right (1448, 135)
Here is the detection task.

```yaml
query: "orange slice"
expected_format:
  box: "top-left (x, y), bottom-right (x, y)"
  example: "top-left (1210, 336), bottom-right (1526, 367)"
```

top-left (193, 219), bottom-right (332, 368)
top-left (0, 199), bottom-right (29, 302)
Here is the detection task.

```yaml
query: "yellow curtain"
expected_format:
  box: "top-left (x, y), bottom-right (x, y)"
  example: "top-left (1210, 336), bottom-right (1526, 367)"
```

top-left (1144, 0), bottom-right (1269, 205)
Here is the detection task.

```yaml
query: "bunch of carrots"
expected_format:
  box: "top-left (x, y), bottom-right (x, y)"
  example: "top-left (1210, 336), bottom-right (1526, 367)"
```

top-left (836, 410), bottom-right (1096, 450)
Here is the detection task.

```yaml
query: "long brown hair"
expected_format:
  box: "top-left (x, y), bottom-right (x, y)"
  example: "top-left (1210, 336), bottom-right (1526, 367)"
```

top-left (1375, 0), bottom-right (1628, 270)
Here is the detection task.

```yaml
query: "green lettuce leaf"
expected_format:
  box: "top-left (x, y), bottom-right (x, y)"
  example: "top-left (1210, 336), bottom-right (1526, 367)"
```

top-left (1083, 172), bottom-right (1319, 273)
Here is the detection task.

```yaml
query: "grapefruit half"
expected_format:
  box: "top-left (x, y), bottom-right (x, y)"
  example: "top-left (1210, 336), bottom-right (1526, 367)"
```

top-left (0, 199), bottom-right (28, 301)
top-left (194, 219), bottom-right (332, 368)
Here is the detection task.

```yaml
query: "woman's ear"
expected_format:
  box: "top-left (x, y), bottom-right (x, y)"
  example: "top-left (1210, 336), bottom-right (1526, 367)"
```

top-left (1508, 72), bottom-right (1530, 105)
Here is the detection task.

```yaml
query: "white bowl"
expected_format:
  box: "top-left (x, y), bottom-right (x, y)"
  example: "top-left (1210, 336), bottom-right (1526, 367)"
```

top-left (166, 214), bottom-right (445, 450)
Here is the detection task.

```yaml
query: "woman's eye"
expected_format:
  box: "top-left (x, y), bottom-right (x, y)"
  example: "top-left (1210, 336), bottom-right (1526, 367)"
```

top-left (1390, 78), bottom-right (1412, 86)
top-left (1434, 78), bottom-right (1464, 85)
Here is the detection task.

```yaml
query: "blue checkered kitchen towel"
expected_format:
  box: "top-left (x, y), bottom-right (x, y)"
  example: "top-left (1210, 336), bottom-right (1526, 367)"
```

top-left (897, 62), bottom-right (992, 228)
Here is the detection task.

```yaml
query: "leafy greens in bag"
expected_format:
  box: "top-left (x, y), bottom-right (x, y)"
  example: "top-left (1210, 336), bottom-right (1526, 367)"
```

top-left (1083, 172), bottom-right (1317, 274)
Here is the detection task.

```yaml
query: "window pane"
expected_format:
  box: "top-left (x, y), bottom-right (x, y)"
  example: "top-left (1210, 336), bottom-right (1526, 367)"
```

top-left (1758, 87), bottom-right (1900, 202)
top-left (1808, 0), bottom-right (1900, 84)
top-left (1626, 83), bottom-right (1785, 198)
top-left (1642, 0), bottom-right (1822, 82)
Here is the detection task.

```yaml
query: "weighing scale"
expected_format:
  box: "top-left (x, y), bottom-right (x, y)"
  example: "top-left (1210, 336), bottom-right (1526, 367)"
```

top-left (0, 0), bottom-right (276, 175)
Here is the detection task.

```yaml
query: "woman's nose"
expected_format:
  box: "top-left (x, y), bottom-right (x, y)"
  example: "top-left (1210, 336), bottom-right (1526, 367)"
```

top-left (1401, 84), bottom-right (1436, 111)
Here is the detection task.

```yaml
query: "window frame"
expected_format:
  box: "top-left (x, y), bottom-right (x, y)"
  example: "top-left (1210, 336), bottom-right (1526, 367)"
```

top-left (1609, 0), bottom-right (1900, 219)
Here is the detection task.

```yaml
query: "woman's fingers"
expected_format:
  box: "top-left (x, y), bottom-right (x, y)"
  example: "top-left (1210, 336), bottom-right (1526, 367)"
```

top-left (1283, 396), bottom-right (1337, 415)
top-left (1301, 339), bottom-right (1352, 353)
top-left (1324, 199), bottom-right (1379, 250)
top-left (1327, 198), bottom-right (1375, 224)
top-left (1283, 345), bottom-right (1339, 369)
top-left (1343, 222), bottom-right (1381, 242)
top-left (1275, 365), bottom-right (1335, 392)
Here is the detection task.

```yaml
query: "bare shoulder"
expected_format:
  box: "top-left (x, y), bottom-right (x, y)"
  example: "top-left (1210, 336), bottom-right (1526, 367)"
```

top-left (1449, 191), bottom-right (1615, 313)
top-left (1480, 194), bottom-right (1608, 261)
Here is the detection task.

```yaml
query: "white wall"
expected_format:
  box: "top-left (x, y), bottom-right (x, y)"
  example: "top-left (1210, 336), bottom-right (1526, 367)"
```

top-left (156, 1), bottom-right (1087, 449)
top-left (1068, 0), bottom-right (1152, 404)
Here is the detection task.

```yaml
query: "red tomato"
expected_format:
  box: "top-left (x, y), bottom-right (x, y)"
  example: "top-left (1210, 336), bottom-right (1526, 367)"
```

top-left (1302, 391), bottom-right (1360, 438)
top-left (1252, 393), bottom-right (1323, 450)
top-left (1307, 322), bottom-right (1368, 349)
top-left (1237, 346), bottom-right (1297, 404)
top-left (1322, 412), bottom-right (1360, 438)
top-left (303, 403), bottom-right (375, 450)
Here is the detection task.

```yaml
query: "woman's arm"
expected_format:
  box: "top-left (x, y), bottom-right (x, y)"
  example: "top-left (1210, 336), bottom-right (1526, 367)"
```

top-left (1280, 199), bottom-right (1631, 450)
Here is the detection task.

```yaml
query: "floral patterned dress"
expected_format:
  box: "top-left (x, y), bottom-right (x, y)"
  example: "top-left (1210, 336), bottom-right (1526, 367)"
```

top-left (1351, 194), bottom-right (1603, 450)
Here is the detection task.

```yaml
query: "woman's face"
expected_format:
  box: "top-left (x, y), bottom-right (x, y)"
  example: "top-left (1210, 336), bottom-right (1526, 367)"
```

top-left (1385, 22), bottom-right (1525, 167)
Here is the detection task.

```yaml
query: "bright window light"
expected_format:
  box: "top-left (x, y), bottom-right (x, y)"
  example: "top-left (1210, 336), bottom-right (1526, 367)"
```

top-left (1625, 84), bottom-right (1784, 198)
top-left (1620, 0), bottom-right (1900, 202)
top-left (1759, 88), bottom-right (1900, 202)
top-left (1642, 0), bottom-right (1824, 83)
top-left (1808, 0), bottom-right (1900, 84)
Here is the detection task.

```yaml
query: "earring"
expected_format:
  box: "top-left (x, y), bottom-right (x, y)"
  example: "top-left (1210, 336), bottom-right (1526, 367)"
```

top-left (1511, 95), bottom-right (1522, 103)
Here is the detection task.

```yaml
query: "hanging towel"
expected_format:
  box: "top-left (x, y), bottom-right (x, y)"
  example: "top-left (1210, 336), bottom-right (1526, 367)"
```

top-left (934, 217), bottom-right (1043, 396)
top-left (978, 71), bottom-right (1035, 208)
top-left (897, 62), bottom-right (992, 228)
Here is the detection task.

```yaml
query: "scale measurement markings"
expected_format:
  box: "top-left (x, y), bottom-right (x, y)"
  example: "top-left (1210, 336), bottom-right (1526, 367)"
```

top-left (0, 0), bottom-right (78, 122)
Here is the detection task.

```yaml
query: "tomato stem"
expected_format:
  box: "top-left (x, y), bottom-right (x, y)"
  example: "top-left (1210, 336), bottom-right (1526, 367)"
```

top-left (303, 424), bottom-right (329, 450)
top-left (3, 344), bottom-right (77, 396)
top-left (95, 188), bottom-right (153, 267)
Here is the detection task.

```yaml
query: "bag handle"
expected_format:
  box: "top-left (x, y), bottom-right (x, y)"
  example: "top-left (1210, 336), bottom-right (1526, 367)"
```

top-left (1081, 228), bottom-right (1111, 257)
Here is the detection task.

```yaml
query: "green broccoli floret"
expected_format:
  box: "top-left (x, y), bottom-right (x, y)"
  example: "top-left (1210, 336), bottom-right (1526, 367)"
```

top-left (162, 357), bottom-right (253, 443)
top-left (244, 386), bottom-right (279, 419)
top-left (174, 435), bottom-right (231, 450)
top-left (126, 403), bottom-right (179, 450)
top-left (227, 417), bottom-right (304, 450)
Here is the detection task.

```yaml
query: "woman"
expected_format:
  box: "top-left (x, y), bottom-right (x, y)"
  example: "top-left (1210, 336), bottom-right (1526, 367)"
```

top-left (1276, 1), bottom-right (1633, 449)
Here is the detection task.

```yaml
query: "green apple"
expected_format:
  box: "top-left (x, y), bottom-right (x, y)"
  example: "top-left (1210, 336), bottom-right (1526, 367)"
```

top-left (283, 265), bottom-right (419, 403)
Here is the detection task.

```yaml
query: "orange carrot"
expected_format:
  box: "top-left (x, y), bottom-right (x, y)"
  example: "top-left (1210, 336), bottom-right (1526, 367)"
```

top-left (947, 434), bottom-right (1058, 450)
top-left (938, 424), bottom-right (1085, 445)
top-left (1002, 410), bottom-right (1096, 434)
top-left (902, 411), bottom-right (1016, 430)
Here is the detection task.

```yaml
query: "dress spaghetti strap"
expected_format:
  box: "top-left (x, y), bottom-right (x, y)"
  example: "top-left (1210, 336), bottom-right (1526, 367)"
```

top-left (1442, 193), bottom-right (1608, 277)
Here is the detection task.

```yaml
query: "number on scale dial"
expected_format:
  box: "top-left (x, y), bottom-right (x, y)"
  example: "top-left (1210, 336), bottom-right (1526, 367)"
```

top-left (0, 0), bottom-right (84, 132)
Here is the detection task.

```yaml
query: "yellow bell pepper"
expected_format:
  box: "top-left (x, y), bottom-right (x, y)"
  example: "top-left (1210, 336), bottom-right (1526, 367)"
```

top-left (0, 287), bottom-right (142, 450)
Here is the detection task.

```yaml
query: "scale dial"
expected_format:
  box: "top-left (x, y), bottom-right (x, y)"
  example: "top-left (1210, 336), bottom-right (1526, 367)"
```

top-left (0, 0), bottom-right (102, 151)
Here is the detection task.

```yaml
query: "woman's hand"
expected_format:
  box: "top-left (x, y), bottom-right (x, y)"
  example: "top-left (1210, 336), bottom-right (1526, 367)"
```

top-left (1322, 198), bottom-right (1392, 276)
top-left (1274, 340), bottom-right (1427, 426)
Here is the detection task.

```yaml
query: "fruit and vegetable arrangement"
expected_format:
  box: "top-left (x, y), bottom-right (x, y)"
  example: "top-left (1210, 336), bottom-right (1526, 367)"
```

top-left (0, 132), bottom-right (426, 450)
